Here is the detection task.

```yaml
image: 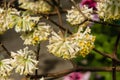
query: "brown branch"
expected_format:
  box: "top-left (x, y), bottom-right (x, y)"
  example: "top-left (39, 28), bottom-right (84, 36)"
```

top-left (112, 32), bottom-right (120, 80)
top-left (29, 66), bottom-right (120, 79)
top-left (93, 48), bottom-right (120, 63)
top-left (56, 7), bottom-right (63, 26)
top-left (112, 60), bottom-right (116, 80)
top-left (112, 32), bottom-right (120, 56)
top-left (77, 18), bottom-right (88, 26)
top-left (93, 48), bottom-right (111, 58)
top-left (0, 42), bottom-right (11, 56)
top-left (43, 15), bottom-right (72, 34)
top-left (53, 0), bottom-right (63, 26)
top-left (70, 0), bottom-right (87, 19)
top-left (47, 9), bottom-right (67, 16)
top-left (89, 19), bottom-right (120, 28)
top-left (35, 44), bottom-right (41, 80)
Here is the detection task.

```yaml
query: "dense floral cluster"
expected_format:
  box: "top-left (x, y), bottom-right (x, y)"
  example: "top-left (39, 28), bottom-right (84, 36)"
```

top-left (63, 0), bottom-right (96, 59)
top-left (97, 0), bottom-right (120, 20)
top-left (47, 31), bottom-right (78, 59)
top-left (47, 27), bottom-right (95, 59)
top-left (0, 8), bottom-right (18, 34)
top-left (14, 14), bottom-right (39, 32)
top-left (70, 27), bottom-right (95, 57)
top-left (66, 5), bottom-right (93, 26)
top-left (0, 59), bottom-right (13, 80)
top-left (21, 22), bottom-right (51, 45)
top-left (11, 47), bottom-right (38, 75)
top-left (19, 0), bottom-right (52, 13)
top-left (0, 47), bottom-right (38, 80)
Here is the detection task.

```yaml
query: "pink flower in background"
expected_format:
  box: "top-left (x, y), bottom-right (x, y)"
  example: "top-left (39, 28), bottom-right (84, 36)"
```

top-left (80, 0), bottom-right (97, 10)
top-left (80, 0), bottom-right (99, 27)
top-left (64, 72), bottom-right (91, 80)
top-left (92, 14), bottom-right (99, 21)
top-left (88, 14), bottom-right (100, 27)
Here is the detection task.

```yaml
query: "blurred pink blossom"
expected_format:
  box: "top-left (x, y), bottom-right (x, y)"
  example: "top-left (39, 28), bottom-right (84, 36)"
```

top-left (79, 0), bottom-right (99, 27)
top-left (64, 72), bottom-right (91, 80)
top-left (88, 14), bottom-right (100, 27)
top-left (80, 0), bottom-right (97, 10)
top-left (92, 14), bottom-right (99, 21)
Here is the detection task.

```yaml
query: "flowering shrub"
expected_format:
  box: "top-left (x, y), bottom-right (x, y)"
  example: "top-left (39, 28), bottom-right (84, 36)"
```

top-left (0, 0), bottom-right (120, 80)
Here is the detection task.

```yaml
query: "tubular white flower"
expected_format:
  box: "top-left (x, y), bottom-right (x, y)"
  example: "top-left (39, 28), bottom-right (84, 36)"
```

top-left (19, 0), bottom-right (51, 13)
top-left (11, 47), bottom-right (38, 75)
top-left (14, 14), bottom-right (39, 32)
top-left (47, 31), bottom-right (79, 59)
top-left (0, 59), bottom-right (13, 79)
top-left (47, 27), bottom-right (95, 59)
top-left (66, 5), bottom-right (93, 26)
top-left (0, 8), bottom-right (18, 34)
top-left (97, 0), bottom-right (120, 20)
top-left (21, 22), bottom-right (51, 45)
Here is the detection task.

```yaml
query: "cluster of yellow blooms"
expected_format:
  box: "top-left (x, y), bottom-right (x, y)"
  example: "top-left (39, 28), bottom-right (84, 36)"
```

top-left (97, 0), bottom-right (120, 21)
top-left (47, 27), bottom-right (95, 59)
top-left (19, 0), bottom-right (52, 13)
top-left (73, 27), bottom-right (95, 57)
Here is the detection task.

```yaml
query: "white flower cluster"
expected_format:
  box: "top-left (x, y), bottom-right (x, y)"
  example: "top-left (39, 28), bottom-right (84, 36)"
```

top-left (0, 8), bottom-right (18, 34)
top-left (0, 59), bottom-right (13, 79)
top-left (11, 47), bottom-right (38, 75)
top-left (14, 14), bottom-right (40, 32)
top-left (19, 0), bottom-right (52, 13)
top-left (0, 7), bottom-right (41, 34)
top-left (47, 27), bottom-right (95, 59)
top-left (48, 31), bottom-right (79, 59)
top-left (0, 47), bottom-right (38, 80)
top-left (21, 22), bottom-right (51, 45)
top-left (97, 0), bottom-right (120, 20)
top-left (66, 5), bottom-right (93, 26)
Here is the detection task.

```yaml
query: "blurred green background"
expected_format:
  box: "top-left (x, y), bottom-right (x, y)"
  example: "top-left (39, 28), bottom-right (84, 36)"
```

top-left (73, 22), bottom-right (120, 80)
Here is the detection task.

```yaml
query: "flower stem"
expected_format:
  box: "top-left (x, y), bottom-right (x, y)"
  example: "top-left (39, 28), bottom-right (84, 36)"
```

top-left (35, 43), bottom-right (41, 80)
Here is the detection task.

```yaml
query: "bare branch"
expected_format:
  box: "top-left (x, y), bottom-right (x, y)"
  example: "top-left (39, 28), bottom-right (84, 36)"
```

top-left (29, 66), bottom-right (120, 79)
top-left (0, 42), bottom-right (11, 56)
